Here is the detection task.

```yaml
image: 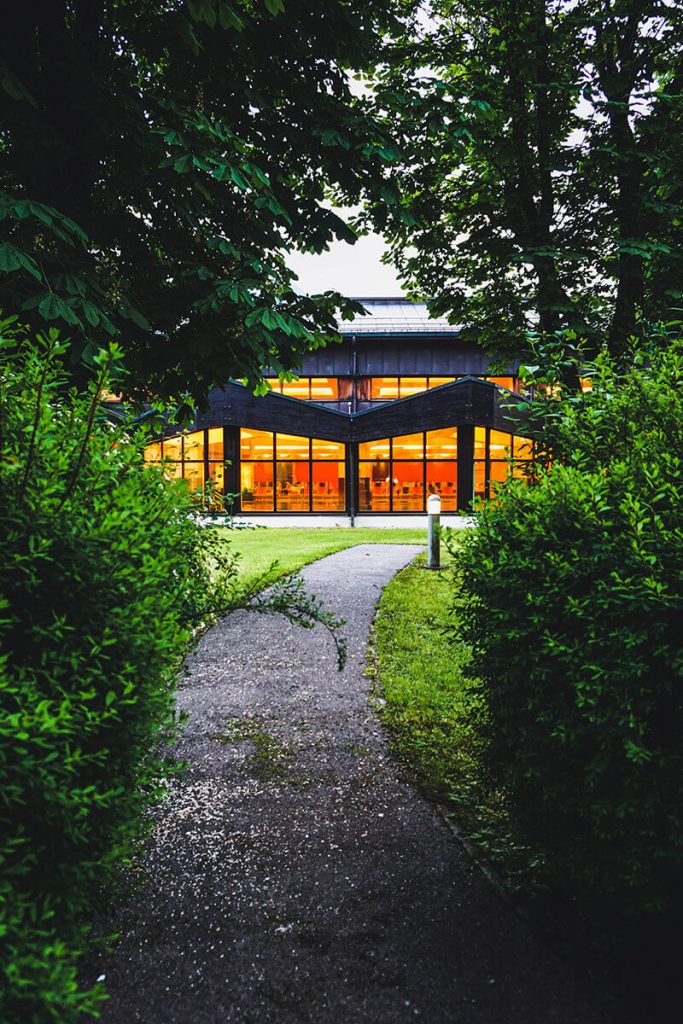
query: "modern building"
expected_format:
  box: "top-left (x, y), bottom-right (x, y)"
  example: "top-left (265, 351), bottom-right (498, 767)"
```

top-left (143, 298), bottom-right (533, 525)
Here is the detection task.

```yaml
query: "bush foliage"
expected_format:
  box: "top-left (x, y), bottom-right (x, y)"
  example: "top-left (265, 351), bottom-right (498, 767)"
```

top-left (0, 325), bottom-right (220, 1021)
top-left (454, 341), bottom-right (683, 916)
top-left (0, 323), bottom-right (345, 1022)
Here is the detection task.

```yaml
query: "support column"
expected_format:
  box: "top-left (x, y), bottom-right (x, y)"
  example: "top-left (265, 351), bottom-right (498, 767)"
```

top-left (224, 426), bottom-right (240, 512)
top-left (457, 425), bottom-right (474, 513)
top-left (347, 442), bottom-right (357, 526)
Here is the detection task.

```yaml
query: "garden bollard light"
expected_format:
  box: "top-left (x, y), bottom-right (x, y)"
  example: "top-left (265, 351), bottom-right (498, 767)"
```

top-left (427, 493), bottom-right (441, 569)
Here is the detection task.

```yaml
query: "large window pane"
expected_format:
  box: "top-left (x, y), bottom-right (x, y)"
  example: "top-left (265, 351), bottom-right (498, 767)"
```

top-left (241, 463), bottom-right (274, 511)
top-left (392, 432), bottom-right (424, 460)
top-left (474, 461), bottom-right (486, 501)
top-left (276, 461), bottom-right (309, 510)
top-left (207, 427), bottom-right (223, 461)
top-left (275, 433), bottom-right (309, 460)
top-left (392, 461), bottom-right (424, 511)
top-left (144, 441), bottom-right (162, 463)
top-left (241, 428), bottom-right (273, 460)
top-left (184, 430), bottom-right (204, 461)
top-left (474, 427), bottom-right (487, 460)
top-left (486, 376), bottom-right (516, 390)
top-left (312, 462), bottom-right (345, 511)
top-left (310, 378), bottom-right (339, 400)
top-left (489, 430), bottom-right (512, 458)
top-left (428, 376), bottom-right (456, 389)
top-left (163, 435), bottom-right (182, 461)
top-left (312, 438), bottom-right (345, 460)
top-left (358, 437), bottom-right (390, 460)
top-left (184, 462), bottom-right (205, 490)
top-left (280, 379), bottom-right (310, 399)
top-left (514, 435), bottom-right (534, 459)
top-left (370, 377), bottom-right (399, 400)
top-left (358, 462), bottom-right (389, 512)
top-left (208, 463), bottom-right (225, 507)
top-left (426, 428), bottom-right (457, 459)
top-left (426, 462), bottom-right (457, 511)
top-left (164, 461), bottom-right (183, 481)
top-left (399, 377), bottom-right (428, 397)
top-left (488, 460), bottom-right (509, 496)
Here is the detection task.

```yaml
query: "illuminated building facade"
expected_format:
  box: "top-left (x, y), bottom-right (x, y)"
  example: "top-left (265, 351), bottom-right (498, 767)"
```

top-left (145, 299), bottom-right (533, 521)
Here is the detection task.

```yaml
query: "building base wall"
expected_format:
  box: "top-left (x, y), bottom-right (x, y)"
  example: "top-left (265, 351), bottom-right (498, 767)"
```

top-left (200, 513), bottom-right (476, 530)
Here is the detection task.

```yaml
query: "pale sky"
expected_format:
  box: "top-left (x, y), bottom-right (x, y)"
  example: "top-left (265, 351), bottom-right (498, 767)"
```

top-left (287, 232), bottom-right (407, 298)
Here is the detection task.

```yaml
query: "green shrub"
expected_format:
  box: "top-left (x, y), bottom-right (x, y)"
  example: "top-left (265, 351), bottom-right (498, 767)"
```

top-left (454, 341), bottom-right (683, 916)
top-left (0, 325), bottom-right (230, 1022)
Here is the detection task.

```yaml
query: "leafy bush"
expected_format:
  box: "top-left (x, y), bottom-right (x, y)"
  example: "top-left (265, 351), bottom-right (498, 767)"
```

top-left (0, 324), bottom-right (223, 1021)
top-left (0, 323), bottom-right (347, 1022)
top-left (454, 341), bottom-right (683, 917)
top-left (0, 322), bottom-right (346, 1023)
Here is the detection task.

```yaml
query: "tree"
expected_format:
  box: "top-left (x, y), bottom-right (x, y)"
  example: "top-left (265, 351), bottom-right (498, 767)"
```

top-left (369, 0), bottom-right (683, 361)
top-left (0, 0), bottom-right (405, 404)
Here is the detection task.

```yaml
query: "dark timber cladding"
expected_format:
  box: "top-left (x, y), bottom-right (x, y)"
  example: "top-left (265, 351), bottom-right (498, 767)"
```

top-left (195, 378), bottom-right (526, 441)
top-left (156, 299), bottom-right (532, 515)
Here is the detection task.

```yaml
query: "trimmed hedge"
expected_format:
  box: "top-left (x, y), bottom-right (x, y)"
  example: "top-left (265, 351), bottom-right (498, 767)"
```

top-left (454, 342), bottom-right (683, 915)
top-left (0, 328), bottom-right (224, 1022)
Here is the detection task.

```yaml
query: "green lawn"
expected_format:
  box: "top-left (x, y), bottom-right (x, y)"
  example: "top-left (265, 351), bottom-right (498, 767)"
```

top-left (212, 526), bottom-right (428, 588)
top-left (371, 545), bottom-right (520, 875)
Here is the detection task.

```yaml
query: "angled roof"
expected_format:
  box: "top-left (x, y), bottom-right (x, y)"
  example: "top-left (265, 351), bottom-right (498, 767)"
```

top-left (337, 297), bottom-right (461, 336)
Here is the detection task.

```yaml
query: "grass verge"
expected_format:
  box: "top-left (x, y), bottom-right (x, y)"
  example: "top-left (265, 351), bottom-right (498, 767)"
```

top-left (371, 546), bottom-right (529, 884)
top-left (212, 526), bottom-right (429, 589)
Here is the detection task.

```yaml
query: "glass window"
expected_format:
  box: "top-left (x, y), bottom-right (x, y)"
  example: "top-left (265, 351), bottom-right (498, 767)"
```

top-left (275, 433), bottom-right (309, 460)
top-left (184, 462), bottom-right (205, 489)
top-left (474, 461), bottom-right (486, 502)
top-left (312, 438), bottom-right (345, 460)
top-left (426, 462), bottom-right (457, 511)
top-left (391, 432), bottom-right (424, 459)
top-left (399, 377), bottom-right (428, 398)
top-left (163, 435), bottom-right (182, 461)
top-left (489, 430), bottom-right (512, 459)
top-left (358, 437), bottom-right (390, 460)
top-left (264, 378), bottom-right (282, 393)
top-left (514, 435), bottom-right (534, 459)
top-left (206, 462), bottom-right (225, 510)
top-left (280, 379), bottom-right (311, 399)
top-left (426, 428), bottom-right (457, 459)
top-left (310, 378), bottom-right (339, 400)
top-left (358, 462), bottom-right (390, 512)
top-left (312, 462), bottom-right (345, 511)
top-left (370, 377), bottom-right (399, 401)
top-left (276, 461), bottom-right (309, 510)
top-left (241, 462), bottom-right (274, 511)
top-left (488, 460), bottom-right (509, 496)
top-left (392, 462), bottom-right (424, 511)
top-left (428, 376), bottom-right (456, 389)
top-left (241, 428), bottom-right (273, 460)
top-left (144, 442), bottom-right (162, 463)
top-left (208, 462), bottom-right (225, 491)
top-left (486, 376), bottom-right (516, 390)
top-left (164, 461), bottom-right (183, 480)
top-left (207, 427), bottom-right (223, 461)
top-left (474, 426), bottom-right (487, 460)
top-left (184, 430), bottom-right (204, 461)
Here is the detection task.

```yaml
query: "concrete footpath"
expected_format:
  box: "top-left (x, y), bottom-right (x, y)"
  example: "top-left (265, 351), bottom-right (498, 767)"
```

top-left (88, 544), bottom-right (606, 1024)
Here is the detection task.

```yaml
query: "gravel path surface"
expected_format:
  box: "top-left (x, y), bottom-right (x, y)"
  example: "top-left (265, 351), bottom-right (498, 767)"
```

top-left (89, 544), bottom-right (605, 1024)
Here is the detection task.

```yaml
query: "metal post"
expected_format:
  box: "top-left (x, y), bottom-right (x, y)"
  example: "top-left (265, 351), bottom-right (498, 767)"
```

top-left (427, 493), bottom-right (441, 569)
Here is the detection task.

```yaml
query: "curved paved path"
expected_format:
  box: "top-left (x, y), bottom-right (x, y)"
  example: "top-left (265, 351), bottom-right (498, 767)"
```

top-left (90, 545), bottom-right (605, 1024)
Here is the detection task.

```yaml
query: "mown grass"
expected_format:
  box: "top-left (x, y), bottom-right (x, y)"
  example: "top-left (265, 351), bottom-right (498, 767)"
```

top-left (212, 526), bottom-right (428, 588)
top-left (371, 543), bottom-right (525, 878)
